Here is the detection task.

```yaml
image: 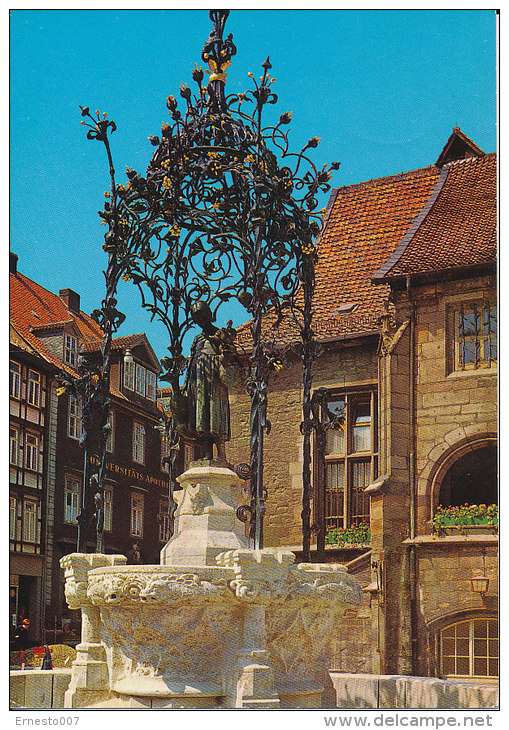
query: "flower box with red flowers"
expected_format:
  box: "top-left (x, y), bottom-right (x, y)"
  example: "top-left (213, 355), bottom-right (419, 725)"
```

top-left (432, 503), bottom-right (498, 536)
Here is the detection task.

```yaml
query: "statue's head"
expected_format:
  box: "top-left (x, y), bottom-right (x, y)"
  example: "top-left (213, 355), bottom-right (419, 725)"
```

top-left (190, 300), bottom-right (215, 328)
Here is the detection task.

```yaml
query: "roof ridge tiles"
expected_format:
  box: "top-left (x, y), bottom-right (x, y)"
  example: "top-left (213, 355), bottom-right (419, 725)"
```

top-left (332, 164), bottom-right (438, 195)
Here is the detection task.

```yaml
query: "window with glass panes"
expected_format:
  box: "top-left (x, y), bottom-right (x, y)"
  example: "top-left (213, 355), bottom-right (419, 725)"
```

top-left (135, 363), bottom-right (146, 396)
top-left (130, 493), bottom-right (144, 537)
top-left (159, 501), bottom-right (171, 542)
top-left (25, 433), bottom-right (40, 471)
top-left (10, 361), bottom-right (20, 399)
top-left (68, 394), bottom-right (82, 440)
top-left (103, 487), bottom-right (113, 531)
top-left (320, 389), bottom-right (377, 531)
top-left (106, 411), bottom-right (114, 453)
top-left (132, 422), bottom-right (145, 464)
top-left (440, 618), bottom-right (498, 679)
top-left (10, 428), bottom-right (19, 466)
top-left (146, 370), bottom-right (157, 401)
top-left (23, 499), bottom-right (38, 544)
top-left (10, 496), bottom-right (18, 540)
top-left (64, 475), bottom-right (81, 523)
top-left (124, 359), bottom-right (135, 390)
top-left (456, 303), bottom-right (497, 370)
top-left (64, 334), bottom-right (78, 366)
top-left (27, 370), bottom-right (40, 406)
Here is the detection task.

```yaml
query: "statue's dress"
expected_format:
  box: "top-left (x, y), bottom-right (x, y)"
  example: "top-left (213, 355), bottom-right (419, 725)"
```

top-left (184, 332), bottom-right (230, 441)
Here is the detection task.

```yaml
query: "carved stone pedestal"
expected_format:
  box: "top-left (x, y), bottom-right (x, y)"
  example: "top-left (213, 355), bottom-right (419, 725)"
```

top-left (160, 462), bottom-right (247, 566)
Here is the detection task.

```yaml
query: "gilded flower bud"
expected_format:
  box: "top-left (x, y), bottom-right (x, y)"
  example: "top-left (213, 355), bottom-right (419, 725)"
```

top-left (307, 137), bottom-right (321, 148)
top-left (192, 64), bottom-right (204, 84)
top-left (180, 83), bottom-right (191, 100)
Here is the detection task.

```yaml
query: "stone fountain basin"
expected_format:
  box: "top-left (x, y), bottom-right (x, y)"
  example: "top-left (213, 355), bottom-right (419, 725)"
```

top-left (85, 555), bottom-right (363, 705)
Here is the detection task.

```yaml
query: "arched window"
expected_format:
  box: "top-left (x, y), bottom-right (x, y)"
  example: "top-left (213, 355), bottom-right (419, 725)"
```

top-left (440, 618), bottom-right (498, 679)
top-left (438, 444), bottom-right (497, 508)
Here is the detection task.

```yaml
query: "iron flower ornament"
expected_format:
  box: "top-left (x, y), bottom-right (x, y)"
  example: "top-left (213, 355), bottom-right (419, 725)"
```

top-left (80, 10), bottom-right (339, 553)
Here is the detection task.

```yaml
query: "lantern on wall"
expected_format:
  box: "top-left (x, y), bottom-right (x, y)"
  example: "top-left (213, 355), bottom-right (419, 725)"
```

top-left (470, 576), bottom-right (490, 594)
top-left (470, 549), bottom-right (490, 594)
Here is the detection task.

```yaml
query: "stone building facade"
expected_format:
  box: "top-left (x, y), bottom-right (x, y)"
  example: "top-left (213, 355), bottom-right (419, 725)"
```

top-left (10, 256), bottom-right (170, 645)
top-left (227, 129), bottom-right (497, 682)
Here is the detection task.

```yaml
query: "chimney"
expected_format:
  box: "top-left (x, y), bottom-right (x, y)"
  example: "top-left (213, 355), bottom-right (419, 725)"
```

top-left (59, 288), bottom-right (81, 314)
top-left (9, 252), bottom-right (18, 274)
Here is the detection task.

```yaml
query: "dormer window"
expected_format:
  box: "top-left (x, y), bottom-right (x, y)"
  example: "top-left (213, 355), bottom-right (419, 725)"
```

top-left (64, 334), bottom-right (78, 367)
top-left (124, 349), bottom-right (157, 401)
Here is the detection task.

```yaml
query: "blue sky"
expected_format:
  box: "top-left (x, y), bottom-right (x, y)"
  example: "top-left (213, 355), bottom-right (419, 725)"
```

top-left (10, 9), bottom-right (497, 360)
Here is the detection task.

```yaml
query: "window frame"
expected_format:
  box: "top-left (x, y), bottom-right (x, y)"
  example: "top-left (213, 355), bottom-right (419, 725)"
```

top-left (68, 393), bottom-right (82, 440)
top-left (132, 421), bottom-right (146, 464)
top-left (64, 475), bottom-right (81, 524)
top-left (22, 498), bottom-right (38, 544)
top-left (103, 486), bottom-right (113, 532)
top-left (9, 496), bottom-right (18, 541)
top-left (440, 618), bottom-right (498, 680)
top-left (158, 500), bottom-right (171, 542)
top-left (161, 435), bottom-right (170, 473)
top-left (10, 427), bottom-right (20, 466)
top-left (130, 492), bottom-right (144, 537)
top-left (453, 301), bottom-right (497, 372)
top-left (25, 432), bottom-right (41, 472)
top-left (106, 410), bottom-right (114, 453)
top-left (316, 387), bottom-right (377, 535)
top-left (27, 370), bottom-right (41, 407)
top-left (124, 358), bottom-right (135, 391)
top-left (146, 370), bottom-right (157, 401)
top-left (10, 361), bottom-right (21, 399)
top-left (135, 363), bottom-right (146, 396)
top-left (64, 333), bottom-right (78, 367)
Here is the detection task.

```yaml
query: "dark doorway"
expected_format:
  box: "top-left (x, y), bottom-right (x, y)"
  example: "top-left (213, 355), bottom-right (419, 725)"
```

top-left (439, 444), bottom-right (498, 507)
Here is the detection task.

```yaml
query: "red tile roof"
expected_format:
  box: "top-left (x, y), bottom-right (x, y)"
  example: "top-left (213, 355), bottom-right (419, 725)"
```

top-left (10, 271), bottom-right (104, 376)
top-left (310, 165), bottom-right (442, 338)
top-left (237, 163), bottom-right (441, 346)
top-left (10, 271), bottom-right (103, 344)
top-left (82, 333), bottom-right (162, 373)
top-left (373, 153), bottom-right (496, 281)
top-left (10, 269), bottom-right (162, 395)
top-left (81, 333), bottom-right (145, 353)
top-left (238, 130), bottom-right (494, 348)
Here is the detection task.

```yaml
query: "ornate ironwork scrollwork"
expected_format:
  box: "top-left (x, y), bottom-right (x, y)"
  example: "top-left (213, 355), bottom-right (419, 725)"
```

top-left (80, 10), bottom-right (339, 551)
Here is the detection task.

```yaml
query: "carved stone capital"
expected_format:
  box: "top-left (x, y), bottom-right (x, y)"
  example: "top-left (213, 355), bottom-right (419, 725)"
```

top-left (60, 553), bottom-right (127, 610)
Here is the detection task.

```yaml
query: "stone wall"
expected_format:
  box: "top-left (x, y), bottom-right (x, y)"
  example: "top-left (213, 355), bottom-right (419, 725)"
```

top-left (227, 339), bottom-right (379, 548)
top-left (226, 339), bottom-right (378, 677)
top-left (392, 274), bottom-right (497, 532)
top-left (413, 537), bottom-right (498, 676)
top-left (384, 273), bottom-right (498, 676)
top-left (329, 672), bottom-right (498, 709)
top-left (10, 669), bottom-right (72, 709)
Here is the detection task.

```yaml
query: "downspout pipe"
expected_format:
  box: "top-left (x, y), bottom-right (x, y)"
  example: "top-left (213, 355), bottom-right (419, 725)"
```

top-left (406, 274), bottom-right (418, 673)
top-left (407, 274), bottom-right (416, 543)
